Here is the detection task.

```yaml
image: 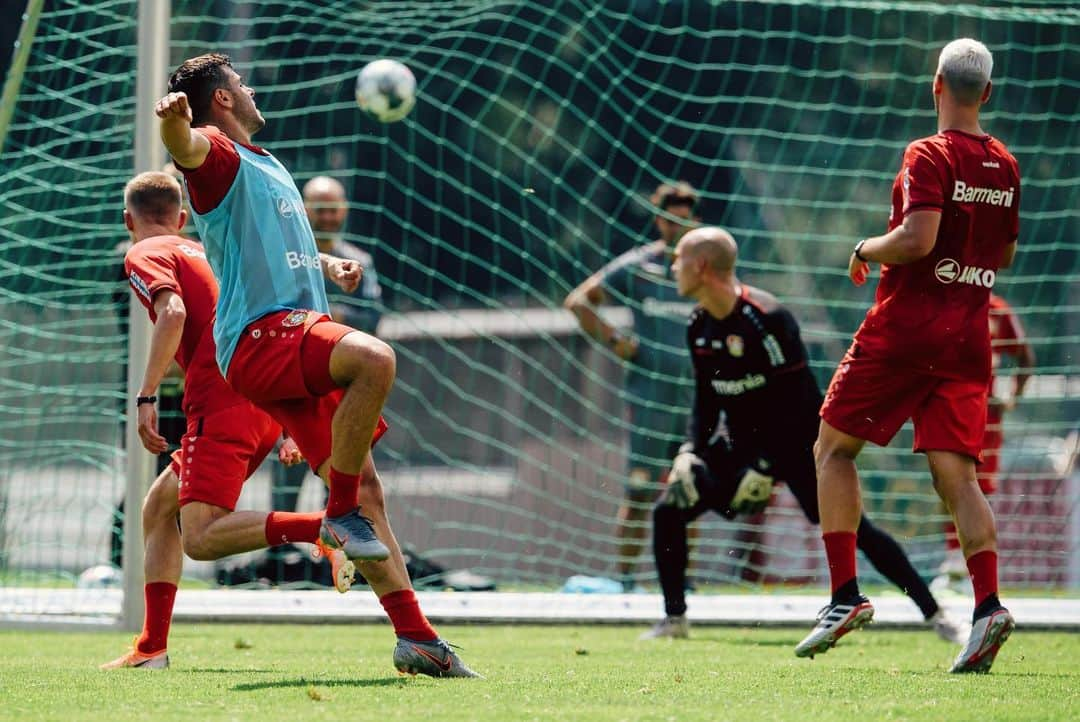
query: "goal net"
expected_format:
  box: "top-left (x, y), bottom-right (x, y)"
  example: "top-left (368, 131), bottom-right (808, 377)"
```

top-left (1, 0), bottom-right (1077, 626)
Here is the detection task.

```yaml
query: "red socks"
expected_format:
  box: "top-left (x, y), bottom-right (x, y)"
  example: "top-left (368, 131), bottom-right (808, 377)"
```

top-left (264, 511), bottom-right (323, 546)
top-left (967, 550), bottom-right (999, 608)
top-left (823, 531), bottom-right (858, 594)
top-left (380, 589), bottom-right (438, 641)
top-left (137, 582), bottom-right (177, 654)
top-left (326, 467), bottom-right (361, 518)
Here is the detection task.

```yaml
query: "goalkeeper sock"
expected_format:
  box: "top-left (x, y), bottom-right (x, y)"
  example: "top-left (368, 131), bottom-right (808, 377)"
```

top-left (856, 516), bottom-right (938, 618)
top-left (264, 511), bottom-right (323, 546)
top-left (326, 467), bottom-right (361, 518)
top-left (654, 503), bottom-right (690, 617)
top-left (823, 531), bottom-right (858, 599)
top-left (380, 589), bottom-right (438, 641)
top-left (966, 550), bottom-right (999, 609)
top-left (137, 581), bottom-right (177, 654)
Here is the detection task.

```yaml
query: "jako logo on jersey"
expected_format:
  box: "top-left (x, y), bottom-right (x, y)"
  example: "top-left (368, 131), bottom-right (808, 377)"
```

top-left (711, 373), bottom-right (766, 396)
top-left (643, 297), bottom-right (696, 318)
top-left (285, 251), bottom-right (321, 270)
top-left (952, 181), bottom-right (1015, 207)
top-left (277, 196), bottom-right (304, 218)
top-left (934, 258), bottom-right (996, 287)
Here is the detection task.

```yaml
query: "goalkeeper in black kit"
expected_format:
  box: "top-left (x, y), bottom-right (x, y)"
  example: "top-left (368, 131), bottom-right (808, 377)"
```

top-left (640, 226), bottom-right (965, 642)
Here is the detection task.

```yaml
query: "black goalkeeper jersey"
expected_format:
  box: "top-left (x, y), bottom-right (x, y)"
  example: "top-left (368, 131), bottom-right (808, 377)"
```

top-left (686, 285), bottom-right (823, 476)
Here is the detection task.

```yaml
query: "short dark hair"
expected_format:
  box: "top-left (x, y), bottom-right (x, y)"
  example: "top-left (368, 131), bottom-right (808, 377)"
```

top-left (650, 181), bottom-right (699, 214)
top-left (167, 53), bottom-right (233, 126)
top-left (125, 171), bottom-right (182, 222)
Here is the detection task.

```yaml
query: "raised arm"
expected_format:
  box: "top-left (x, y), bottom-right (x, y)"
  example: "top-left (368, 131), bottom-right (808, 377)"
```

top-left (564, 272), bottom-right (637, 360)
top-left (156, 92), bottom-right (211, 170)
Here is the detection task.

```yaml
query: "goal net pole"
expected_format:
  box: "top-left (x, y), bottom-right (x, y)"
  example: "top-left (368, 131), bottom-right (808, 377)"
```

top-left (122, 0), bottom-right (171, 632)
top-left (0, 0), bottom-right (44, 159)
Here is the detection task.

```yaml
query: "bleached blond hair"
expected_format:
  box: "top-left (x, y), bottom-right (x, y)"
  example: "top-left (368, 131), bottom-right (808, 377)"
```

top-left (937, 38), bottom-right (993, 104)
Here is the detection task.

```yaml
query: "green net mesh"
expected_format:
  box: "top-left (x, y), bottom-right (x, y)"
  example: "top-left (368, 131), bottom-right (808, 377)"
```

top-left (1, 2), bottom-right (1077, 612)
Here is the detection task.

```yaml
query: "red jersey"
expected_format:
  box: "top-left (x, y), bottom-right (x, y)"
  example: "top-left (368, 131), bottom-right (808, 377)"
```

top-left (124, 235), bottom-right (247, 415)
top-left (853, 130), bottom-right (1021, 382)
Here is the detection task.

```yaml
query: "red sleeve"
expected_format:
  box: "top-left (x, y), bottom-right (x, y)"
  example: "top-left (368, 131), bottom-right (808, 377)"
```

top-left (901, 140), bottom-right (947, 215)
top-left (124, 245), bottom-right (182, 315)
top-left (176, 125), bottom-right (240, 214)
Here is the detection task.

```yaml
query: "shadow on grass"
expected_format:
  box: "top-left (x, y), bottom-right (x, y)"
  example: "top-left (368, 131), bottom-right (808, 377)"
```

top-left (181, 668), bottom-right (278, 674)
top-left (232, 677), bottom-right (407, 691)
top-left (714, 637), bottom-right (797, 648)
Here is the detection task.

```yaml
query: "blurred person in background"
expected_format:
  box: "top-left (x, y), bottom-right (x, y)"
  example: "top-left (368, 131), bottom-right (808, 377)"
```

top-left (564, 181), bottom-right (698, 592)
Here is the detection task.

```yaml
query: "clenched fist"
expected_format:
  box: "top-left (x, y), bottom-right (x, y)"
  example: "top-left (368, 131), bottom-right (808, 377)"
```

top-left (155, 92), bottom-right (193, 123)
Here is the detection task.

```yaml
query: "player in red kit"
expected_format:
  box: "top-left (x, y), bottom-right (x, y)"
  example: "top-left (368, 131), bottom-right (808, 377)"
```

top-left (102, 172), bottom-right (358, 669)
top-left (795, 39), bottom-right (1020, 674)
top-left (935, 294), bottom-right (1035, 589)
top-left (158, 54), bottom-right (478, 677)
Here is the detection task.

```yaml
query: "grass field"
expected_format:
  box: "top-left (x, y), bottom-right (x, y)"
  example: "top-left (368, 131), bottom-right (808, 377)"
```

top-left (0, 623), bottom-right (1076, 722)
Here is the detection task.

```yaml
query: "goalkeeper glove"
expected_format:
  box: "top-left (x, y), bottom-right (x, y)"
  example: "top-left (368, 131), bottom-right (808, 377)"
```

top-left (730, 463), bottom-right (774, 515)
top-left (661, 452), bottom-right (702, 509)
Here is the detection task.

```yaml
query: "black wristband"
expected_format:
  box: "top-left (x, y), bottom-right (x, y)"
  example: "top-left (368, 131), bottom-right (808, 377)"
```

top-left (854, 239), bottom-right (869, 263)
top-left (136, 395), bottom-right (157, 406)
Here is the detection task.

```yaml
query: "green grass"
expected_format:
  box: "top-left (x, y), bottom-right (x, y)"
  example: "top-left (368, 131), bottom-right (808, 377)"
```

top-left (0, 624), bottom-right (1075, 722)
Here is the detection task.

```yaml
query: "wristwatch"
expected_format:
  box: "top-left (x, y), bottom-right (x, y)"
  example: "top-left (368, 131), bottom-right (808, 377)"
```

top-left (135, 395), bottom-right (157, 406)
top-left (854, 239), bottom-right (869, 263)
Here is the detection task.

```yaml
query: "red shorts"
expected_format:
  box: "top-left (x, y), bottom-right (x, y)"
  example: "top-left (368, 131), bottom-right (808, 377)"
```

top-left (169, 401), bottom-right (281, 510)
top-left (821, 348), bottom-right (988, 461)
top-left (226, 309), bottom-right (389, 471)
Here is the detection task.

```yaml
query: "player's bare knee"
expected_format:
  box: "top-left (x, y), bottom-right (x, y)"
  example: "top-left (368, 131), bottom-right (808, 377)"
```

top-left (332, 334), bottom-right (396, 390)
top-left (142, 471), bottom-right (179, 526)
top-left (815, 438), bottom-right (858, 473)
top-left (361, 338), bottom-right (396, 386)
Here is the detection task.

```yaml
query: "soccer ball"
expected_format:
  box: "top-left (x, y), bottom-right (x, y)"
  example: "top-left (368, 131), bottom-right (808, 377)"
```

top-left (77, 564), bottom-right (122, 589)
top-left (355, 59), bottom-right (416, 123)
